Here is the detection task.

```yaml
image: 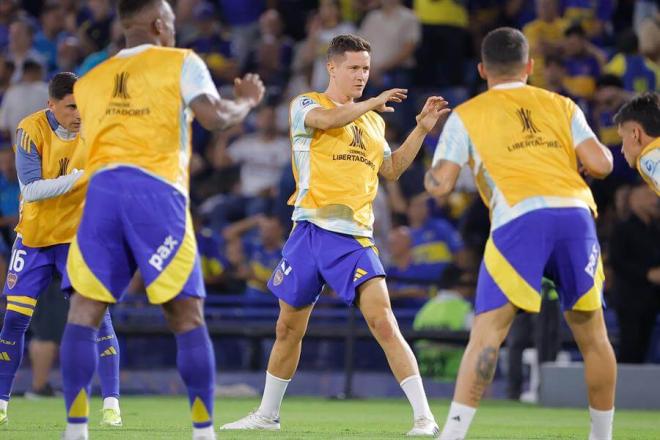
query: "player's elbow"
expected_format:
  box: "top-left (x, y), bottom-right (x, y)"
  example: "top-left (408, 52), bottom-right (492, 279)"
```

top-left (424, 170), bottom-right (453, 197)
top-left (585, 156), bottom-right (613, 179)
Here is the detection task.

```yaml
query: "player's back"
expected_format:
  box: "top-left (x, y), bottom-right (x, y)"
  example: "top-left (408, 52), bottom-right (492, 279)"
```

top-left (455, 84), bottom-right (596, 215)
top-left (74, 45), bottom-right (192, 192)
top-left (14, 109), bottom-right (86, 247)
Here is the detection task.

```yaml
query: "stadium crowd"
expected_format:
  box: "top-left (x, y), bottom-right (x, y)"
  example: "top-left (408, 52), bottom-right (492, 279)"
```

top-left (0, 0), bottom-right (658, 373)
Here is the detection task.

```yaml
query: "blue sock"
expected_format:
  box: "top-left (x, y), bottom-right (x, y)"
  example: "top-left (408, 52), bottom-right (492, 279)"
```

top-left (97, 310), bottom-right (120, 400)
top-left (176, 326), bottom-right (215, 428)
top-left (61, 324), bottom-right (98, 424)
top-left (0, 310), bottom-right (32, 401)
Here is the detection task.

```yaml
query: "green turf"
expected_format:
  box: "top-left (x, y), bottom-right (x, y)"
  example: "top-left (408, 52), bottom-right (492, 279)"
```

top-left (1, 396), bottom-right (658, 439)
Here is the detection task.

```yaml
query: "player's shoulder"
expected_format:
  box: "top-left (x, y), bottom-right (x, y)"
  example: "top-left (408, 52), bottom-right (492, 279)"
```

top-left (639, 142), bottom-right (660, 177)
top-left (17, 109), bottom-right (49, 134)
top-left (291, 91), bottom-right (323, 107)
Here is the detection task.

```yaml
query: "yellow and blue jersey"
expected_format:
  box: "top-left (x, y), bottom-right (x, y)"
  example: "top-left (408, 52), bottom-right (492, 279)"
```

top-left (637, 138), bottom-right (660, 196)
top-left (410, 219), bottom-right (463, 276)
top-left (563, 55), bottom-right (601, 99)
top-left (604, 54), bottom-right (658, 93)
top-left (245, 242), bottom-right (282, 295)
top-left (433, 82), bottom-right (598, 231)
top-left (14, 109), bottom-right (86, 247)
top-left (561, 0), bottom-right (613, 40)
top-left (288, 92), bottom-right (391, 238)
top-left (196, 228), bottom-right (228, 281)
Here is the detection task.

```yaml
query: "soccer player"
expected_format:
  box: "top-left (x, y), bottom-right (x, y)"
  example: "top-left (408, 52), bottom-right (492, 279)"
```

top-left (424, 28), bottom-right (616, 440)
top-left (221, 34), bottom-right (449, 436)
top-left (0, 72), bottom-right (122, 428)
top-left (614, 91), bottom-right (660, 195)
top-left (59, 1), bottom-right (264, 439)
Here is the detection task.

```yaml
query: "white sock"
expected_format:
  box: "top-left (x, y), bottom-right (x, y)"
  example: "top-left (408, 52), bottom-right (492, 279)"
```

top-left (257, 371), bottom-right (291, 419)
top-left (103, 397), bottom-right (120, 412)
top-left (0, 399), bottom-right (7, 411)
top-left (589, 407), bottom-right (614, 440)
top-left (192, 425), bottom-right (216, 439)
top-left (400, 375), bottom-right (434, 420)
top-left (439, 401), bottom-right (476, 440)
top-left (64, 422), bottom-right (88, 439)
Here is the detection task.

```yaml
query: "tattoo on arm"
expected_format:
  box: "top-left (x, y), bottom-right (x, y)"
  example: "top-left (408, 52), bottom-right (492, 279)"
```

top-left (470, 346), bottom-right (498, 401)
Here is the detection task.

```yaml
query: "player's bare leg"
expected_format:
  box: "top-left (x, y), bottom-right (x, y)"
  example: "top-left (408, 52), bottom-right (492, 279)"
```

top-left (27, 340), bottom-right (58, 395)
top-left (439, 302), bottom-right (517, 440)
top-left (565, 309), bottom-right (616, 440)
top-left (357, 277), bottom-right (438, 436)
top-left (61, 293), bottom-right (108, 440)
top-left (221, 300), bottom-right (314, 431)
top-left (161, 297), bottom-right (216, 440)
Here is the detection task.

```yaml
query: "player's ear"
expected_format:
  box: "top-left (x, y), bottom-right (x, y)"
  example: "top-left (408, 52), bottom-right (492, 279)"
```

top-left (153, 17), bottom-right (164, 35)
top-left (477, 62), bottom-right (486, 80)
top-left (326, 59), bottom-right (335, 78)
top-left (47, 98), bottom-right (56, 112)
top-left (526, 58), bottom-right (534, 76)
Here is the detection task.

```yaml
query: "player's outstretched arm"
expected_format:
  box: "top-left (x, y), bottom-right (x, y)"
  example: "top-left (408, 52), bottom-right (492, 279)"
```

top-left (190, 73), bottom-right (265, 131)
top-left (305, 88), bottom-right (407, 130)
top-left (575, 138), bottom-right (613, 179)
top-left (379, 96), bottom-right (450, 181)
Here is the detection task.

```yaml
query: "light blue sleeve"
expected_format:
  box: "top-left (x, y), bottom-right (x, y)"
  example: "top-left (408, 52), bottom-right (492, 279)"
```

top-left (15, 128), bottom-right (42, 185)
top-left (432, 112), bottom-right (470, 167)
top-left (570, 105), bottom-right (598, 147)
top-left (290, 95), bottom-right (321, 138)
top-left (181, 52), bottom-right (220, 107)
top-left (383, 140), bottom-right (391, 159)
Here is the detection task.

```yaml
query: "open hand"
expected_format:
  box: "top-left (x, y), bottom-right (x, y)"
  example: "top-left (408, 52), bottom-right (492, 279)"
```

top-left (373, 88), bottom-right (407, 113)
top-left (415, 96), bottom-right (450, 133)
top-left (234, 73), bottom-right (265, 108)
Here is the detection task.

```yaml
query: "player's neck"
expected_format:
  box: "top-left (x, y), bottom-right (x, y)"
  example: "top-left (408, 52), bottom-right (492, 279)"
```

top-left (487, 76), bottom-right (527, 89)
top-left (124, 32), bottom-right (160, 49)
top-left (324, 85), bottom-right (353, 105)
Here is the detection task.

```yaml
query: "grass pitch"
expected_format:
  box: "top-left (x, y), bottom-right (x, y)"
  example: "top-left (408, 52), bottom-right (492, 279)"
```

top-left (2, 396), bottom-right (658, 439)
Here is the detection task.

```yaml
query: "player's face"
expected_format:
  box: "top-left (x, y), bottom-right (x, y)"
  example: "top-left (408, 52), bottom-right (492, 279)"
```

top-left (48, 93), bottom-right (81, 133)
top-left (617, 122), bottom-right (643, 167)
top-left (329, 51), bottom-right (370, 99)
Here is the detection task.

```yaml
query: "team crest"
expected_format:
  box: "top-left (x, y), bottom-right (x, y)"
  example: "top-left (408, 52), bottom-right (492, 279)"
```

top-left (6, 272), bottom-right (17, 289)
top-left (272, 269), bottom-right (284, 286)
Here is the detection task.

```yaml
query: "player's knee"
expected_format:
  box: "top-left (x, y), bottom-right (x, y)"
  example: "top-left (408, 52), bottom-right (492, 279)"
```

top-left (67, 293), bottom-right (107, 327)
top-left (367, 313), bottom-right (399, 344)
top-left (275, 318), bottom-right (305, 343)
top-left (162, 299), bottom-right (204, 334)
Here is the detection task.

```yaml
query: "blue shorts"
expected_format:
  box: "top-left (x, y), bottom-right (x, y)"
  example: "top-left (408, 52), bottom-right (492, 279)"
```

top-left (2, 237), bottom-right (71, 317)
top-left (268, 221), bottom-right (385, 307)
top-left (476, 208), bottom-right (604, 315)
top-left (66, 167), bottom-right (205, 304)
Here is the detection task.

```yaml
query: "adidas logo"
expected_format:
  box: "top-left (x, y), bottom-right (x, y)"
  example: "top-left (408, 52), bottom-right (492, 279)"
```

top-left (353, 268), bottom-right (367, 282)
top-left (100, 346), bottom-right (118, 357)
top-left (0, 352), bottom-right (11, 361)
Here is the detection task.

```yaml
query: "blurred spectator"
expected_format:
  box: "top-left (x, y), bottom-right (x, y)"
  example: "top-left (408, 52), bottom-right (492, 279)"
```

top-left (407, 193), bottom-right (466, 280)
top-left (243, 9), bottom-right (294, 92)
top-left (604, 30), bottom-right (657, 93)
top-left (386, 226), bottom-right (438, 300)
top-left (504, 0), bottom-right (537, 29)
top-left (6, 19), bottom-right (46, 84)
top-left (413, 265), bottom-right (474, 380)
top-left (193, 209), bottom-right (230, 292)
top-left (55, 36), bottom-right (82, 74)
top-left (33, 2), bottom-right (68, 76)
top-left (0, 146), bottom-right (18, 248)
top-left (523, 0), bottom-right (567, 88)
top-left (185, 2), bottom-right (238, 88)
top-left (298, 0), bottom-right (355, 93)
top-left (414, 0), bottom-right (470, 87)
top-left (637, 11), bottom-right (660, 66)
top-left (0, 61), bottom-right (47, 145)
top-left (561, 23), bottom-right (606, 100)
top-left (0, 0), bottom-right (19, 52)
top-left (77, 19), bottom-right (124, 76)
top-left (210, 105), bottom-right (290, 227)
top-left (359, 0), bottom-right (421, 92)
top-left (0, 55), bottom-right (13, 101)
top-left (218, 0), bottom-right (265, 69)
top-left (609, 185), bottom-right (660, 363)
top-left (562, 0), bottom-right (614, 45)
top-left (244, 215), bottom-right (283, 301)
top-left (77, 0), bottom-right (114, 56)
top-left (506, 278), bottom-right (560, 401)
